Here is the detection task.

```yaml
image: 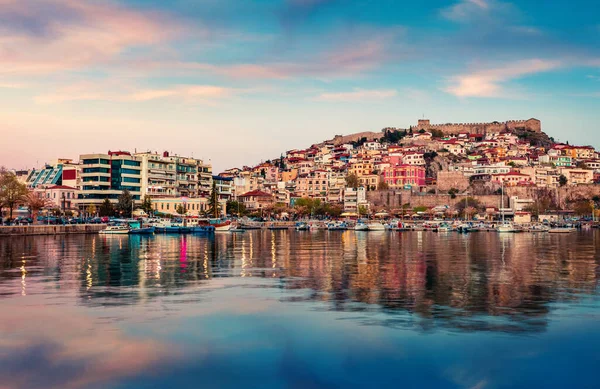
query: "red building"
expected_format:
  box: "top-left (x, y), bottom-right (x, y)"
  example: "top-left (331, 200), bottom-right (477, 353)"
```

top-left (382, 165), bottom-right (426, 188)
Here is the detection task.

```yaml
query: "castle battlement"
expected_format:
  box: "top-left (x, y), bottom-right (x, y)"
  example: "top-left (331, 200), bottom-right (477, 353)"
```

top-left (416, 118), bottom-right (541, 135)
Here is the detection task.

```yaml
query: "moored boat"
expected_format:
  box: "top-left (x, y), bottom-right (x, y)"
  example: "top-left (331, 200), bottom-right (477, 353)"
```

top-left (99, 225), bottom-right (130, 235)
top-left (354, 221), bottom-right (369, 231)
top-left (548, 227), bottom-right (576, 233)
top-left (295, 222), bottom-right (310, 231)
top-left (367, 222), bottom-right (386, 231)
top-left (327, 221), bottom-right (348, 230)
top-left (191, 225), bottom-right (215, 234)
top-left (497, 222), bottom-right (521, 233)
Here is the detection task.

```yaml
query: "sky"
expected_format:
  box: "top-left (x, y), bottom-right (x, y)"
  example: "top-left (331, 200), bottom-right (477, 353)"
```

top-left (1, 0), bottom-right (599, 173)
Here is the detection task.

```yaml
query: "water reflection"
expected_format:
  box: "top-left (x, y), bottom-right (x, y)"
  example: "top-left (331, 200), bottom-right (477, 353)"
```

top-left (1, 231), bottom-right (598, 334)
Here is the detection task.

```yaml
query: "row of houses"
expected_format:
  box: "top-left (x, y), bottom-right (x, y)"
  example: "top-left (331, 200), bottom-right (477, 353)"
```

top-left (18, 151), bottom-right (232, 217)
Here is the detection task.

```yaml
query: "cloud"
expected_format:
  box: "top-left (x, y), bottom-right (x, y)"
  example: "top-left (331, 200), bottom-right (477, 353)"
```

top-left (150, 27), bottom-right (402, 81)
top-left (34, 82), bottom-right (236, 104)
top-left (315, 88), bottom-right (397, 102)
top-left (0, 305), bottom-right (179, 389)
top-left (444, 59), bottom-right (561, 97)
top-left (441, 0), bottom-right (491, 22)
top-left (0, 0), bottom-right (183, 75)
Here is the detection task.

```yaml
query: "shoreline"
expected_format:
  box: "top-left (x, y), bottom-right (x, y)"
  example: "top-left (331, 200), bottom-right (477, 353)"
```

top-left (0, 224), bottom-right (107, 237)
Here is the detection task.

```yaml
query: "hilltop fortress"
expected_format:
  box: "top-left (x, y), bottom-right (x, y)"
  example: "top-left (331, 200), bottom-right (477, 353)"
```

top-left (323, 118), bottom-right (542, 146)
top-left (415, 118), bottom-right (541, 135)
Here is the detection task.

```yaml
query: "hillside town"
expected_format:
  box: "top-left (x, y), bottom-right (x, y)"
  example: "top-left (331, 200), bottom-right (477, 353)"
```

top-left (2, 118), bottom-right (600, 224)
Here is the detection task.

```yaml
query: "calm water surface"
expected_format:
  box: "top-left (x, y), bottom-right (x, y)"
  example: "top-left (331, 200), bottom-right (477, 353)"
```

top-left (1, 231), bottom-right (599, 389)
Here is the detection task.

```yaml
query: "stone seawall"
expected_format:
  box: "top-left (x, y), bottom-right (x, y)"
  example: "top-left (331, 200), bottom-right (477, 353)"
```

top-left (0, 224), bottom-right (107, 237)
top-left (368, 186), bottom-right (600, 211)
top-left (367, 190), bottom-right (505, 209)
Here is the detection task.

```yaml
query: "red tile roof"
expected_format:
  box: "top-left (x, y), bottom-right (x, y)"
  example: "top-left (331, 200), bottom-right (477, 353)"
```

top-left (239, 190), bottom-right (272, 198)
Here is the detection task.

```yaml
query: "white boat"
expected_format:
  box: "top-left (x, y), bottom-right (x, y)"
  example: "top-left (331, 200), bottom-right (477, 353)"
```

top-left (99, 225), bottom-right (129, 235)
top-left (548, 227), bottom-right (576, 233)
top-left (215, 223), bottom-right (232, 232)
top-left (354, 221), bottom-right (369, 231)
top-left (327, 221), bottom-right (348, 230)
top-left (524, 224), bottom-right (550, 233)
top-left (497, 223), bottom-right (521, 233)
top-left (437, 225), bottom-right (452, 232)
top-left (367, 222), bottom-right (386, 231)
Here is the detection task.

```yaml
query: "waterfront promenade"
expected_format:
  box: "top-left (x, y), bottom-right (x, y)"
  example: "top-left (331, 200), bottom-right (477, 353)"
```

top-left (0, 224), bottom-right (107, 236)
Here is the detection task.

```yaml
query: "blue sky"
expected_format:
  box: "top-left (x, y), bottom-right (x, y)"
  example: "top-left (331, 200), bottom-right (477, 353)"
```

top-left (1, 0), bottom-right (599, 172)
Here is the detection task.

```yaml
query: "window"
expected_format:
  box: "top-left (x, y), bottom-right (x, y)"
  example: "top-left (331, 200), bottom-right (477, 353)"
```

top-left (83, 167), bottom-right (110, 174)
top-left (123, 160), bottom-right (140, 167)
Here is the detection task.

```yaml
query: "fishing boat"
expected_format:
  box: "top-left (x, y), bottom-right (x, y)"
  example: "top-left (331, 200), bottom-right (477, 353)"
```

top-left (497, 222), bottom-right (521, 233)
top-left (548, 227), bottom-right (576, 233)
top-left (523, 224), bottom-right (550, 233)
top-left (295, 222), bottom-right (310, 231)
top-left (99, 225), bottom-right (129, 235)
top-left (456, 223), bottom-right (472, 233)
top-left (128, 220), bottom-right (155, 234)
top-left (213, 220), bottom-right (232, 232)
top-left (497, 182), bottom-right (520, 233)
top-left (367, 222), bottom-right (386, 231)
top-left (268, 223), bottom-right (289, 230)
top-left (327, 221), bottom-right (348, 230)
top-left (354, 220), bottom-right (369, 231)
top-left (437, 224), bottom-right (452, 232)
top-left (191, 225), bottom-right (215, 234)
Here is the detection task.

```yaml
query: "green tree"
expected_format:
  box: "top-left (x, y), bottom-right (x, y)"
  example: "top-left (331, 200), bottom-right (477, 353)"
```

top-left (345, 173), bottom-right (359, 189)
top-left (573, 200), bottom-right (592, 216)
top-left (208, 180), bottom-right (220, 218)
top-left (226, 200), bottom-right (246, 216)
top-left (116, 190), bottom-right (133, 217)
top-left (294, 197), bottom-right (321, 216)
top-left (24, 191), bottom-right (52, 223)
top-left (430, 129), bottom-right (445, 138)
top-left (86, 204), bottom-right (97, 217)
top-left (448, 188), bottom-right (459, 199)
top-left (559, 174), bottom-right (568, 187)
top-left (454, 197), bottom-right (483, 215)
top-left (0, 171), bottom-right (28, 220)
top-left (358, 205), bottom-right (368, 216)
top-left (99, 198), bottom-right (114, 217)
top-left (176, 204), bottom-right (186, 216)
top-left (141, 196), bottom-right (153, 215)
top-left (377, 181), bottom-right (389, 191)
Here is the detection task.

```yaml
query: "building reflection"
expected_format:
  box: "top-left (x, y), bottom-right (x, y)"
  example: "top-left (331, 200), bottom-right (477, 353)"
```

top-left (0, 230), bottom-right (598, 332)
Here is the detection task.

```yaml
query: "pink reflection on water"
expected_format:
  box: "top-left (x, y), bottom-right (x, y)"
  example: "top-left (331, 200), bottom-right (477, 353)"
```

top-left (179, 235), bottom-right (188, 272)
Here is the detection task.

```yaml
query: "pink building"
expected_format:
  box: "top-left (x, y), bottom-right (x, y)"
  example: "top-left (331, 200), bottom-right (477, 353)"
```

top-left (382, 165), bottom-right (426, 188)
top-left (34, 185), bottom-right (78, 211)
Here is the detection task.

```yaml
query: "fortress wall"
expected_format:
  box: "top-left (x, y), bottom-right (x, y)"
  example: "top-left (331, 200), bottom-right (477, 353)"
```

top-left (417, 119), bottom-right (541, 135)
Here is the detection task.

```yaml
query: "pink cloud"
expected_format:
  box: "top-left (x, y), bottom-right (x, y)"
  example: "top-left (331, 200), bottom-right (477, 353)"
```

top-left (146, 29), bottom-right (401, 81)
top-left (441, 0), bottom-right (490, 22)
top-left (0, 304), bottom-right (180, 389)
top-left (0, 0), bottom-right (183, 75)
top-left (444, 59), bottom-right (561, 97)
top-left (34, 82), bottom-right (237, 104)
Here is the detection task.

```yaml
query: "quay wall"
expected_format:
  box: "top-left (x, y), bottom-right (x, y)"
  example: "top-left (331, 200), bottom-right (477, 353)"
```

top-left (368, 190), bottom-right (504, 209)
top-left (369, 185), bottom-right (600, 210)
top-left (0, 224), bottom-right (107, 237)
